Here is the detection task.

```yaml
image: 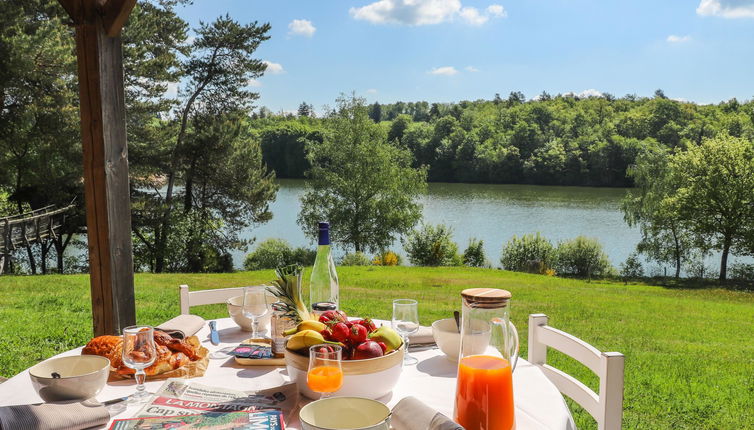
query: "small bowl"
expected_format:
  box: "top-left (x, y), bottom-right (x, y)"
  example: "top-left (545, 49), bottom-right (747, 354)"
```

top-left (432, 318), bottom-right (490, 362)
top-left (29, 355), bottom-right (110, 402)
top-left (299, 397), bottom-right (391, 430)
top-left (226, 294), bottom-right (274, 332)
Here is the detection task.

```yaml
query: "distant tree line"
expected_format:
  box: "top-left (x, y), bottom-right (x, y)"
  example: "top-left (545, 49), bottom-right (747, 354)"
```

top-left (255, 91), bottom-right (754, 187)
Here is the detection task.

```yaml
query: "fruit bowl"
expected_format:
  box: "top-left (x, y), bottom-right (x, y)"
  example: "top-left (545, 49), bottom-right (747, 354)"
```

top-left (284, 343), bottom-right (405, 400)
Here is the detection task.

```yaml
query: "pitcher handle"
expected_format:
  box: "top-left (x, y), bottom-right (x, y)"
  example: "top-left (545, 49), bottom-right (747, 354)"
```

top-left (508, 321), bottom-right (519, 372)
top-left (492, 319), bottom-right (520, 372)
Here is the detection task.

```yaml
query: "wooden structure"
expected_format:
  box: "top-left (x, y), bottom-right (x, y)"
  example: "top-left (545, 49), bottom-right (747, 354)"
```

top-left (0, 204), bottom-right (74, 275)
top-left (528, 313), bottom-right (625, 430)
top-left (57, 0), bottom-right (138, 336)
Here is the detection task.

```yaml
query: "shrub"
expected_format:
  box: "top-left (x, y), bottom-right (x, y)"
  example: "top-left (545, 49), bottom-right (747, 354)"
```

top-left (341, 252), bottom-right (372, 266)
top-left (620, 252), bottom-right (644, 279)
top-left (243, 239), bottom-right (316, 271)
top-left (554, 236), bottom-right (614, 277)
top-left (500, 233), bottom-right (555, 273)
top-left (372, 250), bottom-right (401, 266)
top-left (463, 238), bottom-right (487, 267)
top-left (403, 223), bottom-right (460, 266)
top-left (730, 262), bottom-right (754, 281)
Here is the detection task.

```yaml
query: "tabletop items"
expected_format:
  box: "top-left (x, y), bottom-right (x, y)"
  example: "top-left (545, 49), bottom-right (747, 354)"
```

top-left (0, 399), bottom-right (110, 430)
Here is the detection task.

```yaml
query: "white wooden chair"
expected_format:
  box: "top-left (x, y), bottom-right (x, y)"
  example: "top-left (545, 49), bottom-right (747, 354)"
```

top-left (528, 314), bottom-right (625, 430)
top-left (179, 284), bottom-right (253, 315)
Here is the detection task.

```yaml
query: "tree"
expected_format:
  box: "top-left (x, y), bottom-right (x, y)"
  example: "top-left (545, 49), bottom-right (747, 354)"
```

top-left (403, 223), bottom-right (460, 266)
top-left (368, 102), bottom-right (382, 123)
top-left (623, 148), bottom-right (693, 277)
top-left (667, 134), bottom-right (754, 280)
top-left (298, 94), bottom-right (427, 252)
top-left (297, 102), bottom-right (313, 117)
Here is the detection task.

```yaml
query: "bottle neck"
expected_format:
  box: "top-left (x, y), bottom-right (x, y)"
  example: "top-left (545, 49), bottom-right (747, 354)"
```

top-left (318, 228), bottom-right (330, 246)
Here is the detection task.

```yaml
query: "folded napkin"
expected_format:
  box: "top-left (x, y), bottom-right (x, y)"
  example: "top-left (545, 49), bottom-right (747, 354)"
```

top-left (156, 314), bottom-right (205, 339)
top-left (0, 399), bottom-right (109, 430)
top-left (391, 396), bottom-right (464, 430)
top-left (408, 326), bottom-right (435, 345)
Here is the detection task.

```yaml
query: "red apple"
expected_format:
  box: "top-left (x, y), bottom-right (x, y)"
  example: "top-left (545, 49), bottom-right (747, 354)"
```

top-left (352, 341), bottom-right (384, 360)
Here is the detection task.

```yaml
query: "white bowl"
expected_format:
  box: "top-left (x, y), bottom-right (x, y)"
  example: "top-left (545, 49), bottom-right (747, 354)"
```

top-left (29, 355), bottom-right (110, 402)
top-left (432, 318), bottom-right (490, 362)
top-left (299, 397), bottom-right (391, 430)
top-left (226, 294), bottom-right (274, 332)
top-left (285, 344), bottom-right (404, 400)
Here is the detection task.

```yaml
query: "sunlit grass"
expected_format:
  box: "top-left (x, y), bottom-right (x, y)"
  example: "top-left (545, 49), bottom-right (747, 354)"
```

top-left (1, 267), bottom-right (752, 429)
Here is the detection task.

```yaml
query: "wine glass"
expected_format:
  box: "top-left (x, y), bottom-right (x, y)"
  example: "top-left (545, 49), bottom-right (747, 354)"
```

top-left (122, 325), bottom-right (157, 403)
top-left (307, 344), bottom-right (343, 399)
top-left (243, 286), bottom-right (271, 340)
top-left (392, 299), bottom-right (420, 365)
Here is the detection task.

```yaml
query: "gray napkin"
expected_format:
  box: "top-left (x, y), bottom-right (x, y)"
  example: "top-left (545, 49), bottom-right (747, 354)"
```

top-left (408, 326), bottom-right (435, 345)
top-left (0, 399), bottom-right (109, 430)
top-left (156, 314), bottom-right (205, 339)
top-left (391, 396), bottom-right (464, 430)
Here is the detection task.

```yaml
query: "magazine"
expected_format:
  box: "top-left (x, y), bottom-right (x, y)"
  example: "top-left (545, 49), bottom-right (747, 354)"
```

top-left (109, 410), bottom-right (285, 430)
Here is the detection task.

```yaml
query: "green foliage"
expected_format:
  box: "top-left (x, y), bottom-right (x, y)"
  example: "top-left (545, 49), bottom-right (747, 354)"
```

top-left (340, 252), bottom-right (372, 266)
top-left (554, 236), bottom-right (614, 278)
top-left (620, 252), bottom-right (644, 279)
top-left (500, 233), bottom-right (555, 273)
top-left (462, 238), bottom-right (487, 267)
top-left (298, 94), bottom-right (427, 253)
top-left (403, 223), bottom-right (461, 266)
top-left (259, 122), bottom-right (321, 178)
top-left (243, 239), bottom-right (315, 271)
top-left (729, 263), bottom-right (754, 281)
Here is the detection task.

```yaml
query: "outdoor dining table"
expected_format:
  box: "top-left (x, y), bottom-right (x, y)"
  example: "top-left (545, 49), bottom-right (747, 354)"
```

top-left (0, 318), bottom-right (576, 429)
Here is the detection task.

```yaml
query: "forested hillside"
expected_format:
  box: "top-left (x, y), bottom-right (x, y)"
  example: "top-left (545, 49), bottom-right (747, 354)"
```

top-left (255, 92), bottom-right (754, 187)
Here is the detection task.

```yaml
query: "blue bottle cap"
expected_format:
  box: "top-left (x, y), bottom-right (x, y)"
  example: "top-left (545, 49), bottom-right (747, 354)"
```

top-left (318, 222), bottom-right (330, 245)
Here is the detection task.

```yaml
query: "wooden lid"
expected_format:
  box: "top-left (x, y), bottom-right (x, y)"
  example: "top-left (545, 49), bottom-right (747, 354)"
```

top-left (461, 288), bottom-right (511, 308)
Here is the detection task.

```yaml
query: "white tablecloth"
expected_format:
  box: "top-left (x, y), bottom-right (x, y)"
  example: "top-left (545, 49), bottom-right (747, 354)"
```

top-left (0, 318), bottom-right (575, 429)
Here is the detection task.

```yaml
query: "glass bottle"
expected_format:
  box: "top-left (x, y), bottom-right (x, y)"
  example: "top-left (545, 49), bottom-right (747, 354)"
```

top-left (454, 288), bottom-right (519, 430)
top-left (310, 222), bottom-right (339, 311)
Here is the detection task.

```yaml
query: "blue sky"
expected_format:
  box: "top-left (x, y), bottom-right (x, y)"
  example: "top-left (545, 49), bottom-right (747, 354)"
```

top-left (175, 0), bottom-right (754, 112)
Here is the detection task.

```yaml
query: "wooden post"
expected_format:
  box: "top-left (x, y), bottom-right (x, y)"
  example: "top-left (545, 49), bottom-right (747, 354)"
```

top-left (60, 0), bottom-right (137, 336)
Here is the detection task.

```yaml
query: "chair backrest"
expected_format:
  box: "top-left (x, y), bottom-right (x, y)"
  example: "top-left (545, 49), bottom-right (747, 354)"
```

top-left (179, 285), bottom-right (249, 315)
top-left (528, 314), bottom-right (624, 430)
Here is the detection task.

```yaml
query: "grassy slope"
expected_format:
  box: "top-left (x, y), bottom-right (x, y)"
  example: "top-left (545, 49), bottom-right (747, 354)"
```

top-left (1, 267), bottom-right (752, 429)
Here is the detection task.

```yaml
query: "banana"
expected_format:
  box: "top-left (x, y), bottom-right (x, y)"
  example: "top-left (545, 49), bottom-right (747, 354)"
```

top-left (286, 329), bottom-right (341, 351)
top-left (368, 326), bottom-right (403, 352)
top-left (283, 320), bottom-right (327, 336)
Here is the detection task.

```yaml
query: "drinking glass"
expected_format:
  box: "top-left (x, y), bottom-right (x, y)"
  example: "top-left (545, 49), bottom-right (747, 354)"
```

top-left (306, 344), bottom-right (343, 399)
top-left (392, 299), bottom-right (420, 365)
top-left (243, 286), bottom-right (271, 339)
top-left (122, 325), bottom-right (157, 403)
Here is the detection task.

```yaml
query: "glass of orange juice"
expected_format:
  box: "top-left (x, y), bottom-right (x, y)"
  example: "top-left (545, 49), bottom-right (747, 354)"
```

top-left (307, 344), bottom-right (343, 398)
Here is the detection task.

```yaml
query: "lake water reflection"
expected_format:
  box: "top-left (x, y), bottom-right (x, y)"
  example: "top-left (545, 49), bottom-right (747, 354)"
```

top-left (239, 180), bottom-right (642, 269)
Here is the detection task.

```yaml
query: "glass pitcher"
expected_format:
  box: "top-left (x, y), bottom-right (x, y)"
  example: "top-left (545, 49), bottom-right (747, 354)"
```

top-left (454, 288), bottom-right (519, 430)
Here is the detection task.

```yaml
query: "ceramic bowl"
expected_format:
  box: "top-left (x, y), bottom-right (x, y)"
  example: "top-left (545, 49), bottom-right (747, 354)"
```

top-left (226, 294), bottom-right (274, 332)
top-left (299, 397), bottom-right (391, 430)
top-left (29, 355), bottom-right (110, 402)
top-left (432, 318), bottom-right (490, 362)
top-left (285, 344), bottom-right (404, 400)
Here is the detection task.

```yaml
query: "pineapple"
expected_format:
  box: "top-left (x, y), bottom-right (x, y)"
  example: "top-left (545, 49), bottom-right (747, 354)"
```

top-left (266, 264), bottom-right (311, 323)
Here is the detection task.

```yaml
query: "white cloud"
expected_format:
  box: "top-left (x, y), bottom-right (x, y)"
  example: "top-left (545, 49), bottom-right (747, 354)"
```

top-left (667, 34), bottom-right (691, 43)
top-left (366, 88), bottom-right (379, 94)
top-left (697, 0), bottom-right (754, 17)
top-left (486, 4), bottom-right (507, 17)
top-left (263, 61), bottom-right (285, 74)
top-left (465, 65), bottom-right (480, 72)
top-left (429, 66), bottom-right (459, 76)
top-left (565, 89), bottom-right (603, 98)
top-left (247, 79), bottom-right (263, 87)
top-left (288, 19), bottom-right (316, 37)
top-left (164, 82), bottom-right (179, 98)
top-left (350, 0), bottom-right (506, 26)
top-left (459, 7), bottom-right (488, 25)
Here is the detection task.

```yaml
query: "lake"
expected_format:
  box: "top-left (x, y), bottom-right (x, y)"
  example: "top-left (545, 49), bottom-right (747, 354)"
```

top-left (239, 180), bottom-right (643, 270)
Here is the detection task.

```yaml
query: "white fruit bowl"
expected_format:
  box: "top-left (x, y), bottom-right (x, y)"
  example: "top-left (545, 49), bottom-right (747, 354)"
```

top-left (284, 344), bottom-right (405, 400)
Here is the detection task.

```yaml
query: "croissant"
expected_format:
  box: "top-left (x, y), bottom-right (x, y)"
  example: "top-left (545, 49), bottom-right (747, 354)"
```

top-left (82, 330), bottom-right (201, 376)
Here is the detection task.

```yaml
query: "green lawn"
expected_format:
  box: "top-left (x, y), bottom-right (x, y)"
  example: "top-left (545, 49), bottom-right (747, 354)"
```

top-left (1, 267), bottom-right (752, 429)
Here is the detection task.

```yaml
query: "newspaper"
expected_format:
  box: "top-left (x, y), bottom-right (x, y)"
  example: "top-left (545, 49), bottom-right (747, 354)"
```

top-left (135, 378), bottom-right (299, 419)
top-left (110, 410), bottom-right (285, 430)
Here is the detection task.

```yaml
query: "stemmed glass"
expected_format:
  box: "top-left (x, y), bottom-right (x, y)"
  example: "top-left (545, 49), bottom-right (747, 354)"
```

top-left (243, 286), bottom-right (271, 340)
top-left (122, 325), bottom-right (157, 403)
top-left (307, 344), bottom-right (343, 399)
top-left (392, 299), bottom-right (420, 365)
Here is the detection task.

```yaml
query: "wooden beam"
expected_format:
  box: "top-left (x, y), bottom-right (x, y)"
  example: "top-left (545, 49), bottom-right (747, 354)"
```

top-left (71, 9), bottom-right (136, 335)
top-left (100, 0), bottom-right (137, 37)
